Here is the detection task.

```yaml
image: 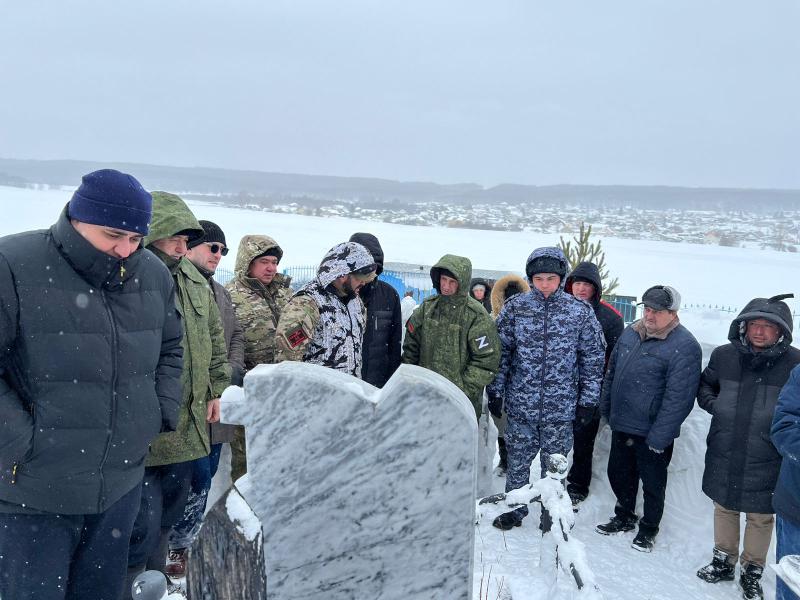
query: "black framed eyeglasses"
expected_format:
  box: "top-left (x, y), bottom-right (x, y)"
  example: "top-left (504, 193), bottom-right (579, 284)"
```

top-left (206, 243), bottom-right (229, 256)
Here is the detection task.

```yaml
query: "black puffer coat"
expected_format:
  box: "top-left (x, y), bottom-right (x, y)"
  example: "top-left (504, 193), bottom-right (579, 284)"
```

top-left (349, 233), bottom-right (402, 387)
top-left (0, 207), bottom-right (183, 515)
top-left (698, 295), bottom-right (800, 513)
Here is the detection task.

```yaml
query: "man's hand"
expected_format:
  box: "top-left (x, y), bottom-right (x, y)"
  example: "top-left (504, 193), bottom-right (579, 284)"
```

top-left (206, 398), bottom-right (221, 423)
top-left (574, 405), bottom-right (596, 427)
top-left (487, 391), bottom-right (503, 419)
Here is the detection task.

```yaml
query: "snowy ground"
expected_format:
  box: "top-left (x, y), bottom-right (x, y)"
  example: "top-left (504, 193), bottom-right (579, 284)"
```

top-left (2, 186), bottom-right (792, 599)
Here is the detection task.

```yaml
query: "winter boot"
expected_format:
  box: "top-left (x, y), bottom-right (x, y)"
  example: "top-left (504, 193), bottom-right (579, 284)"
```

top-left (567, 488), bottom-right (587, 510)
top-left (739, 563), bottom-right (764, 600)
top-left (631, 523), bottom-right (658, 553)
top-left (164, 548), bottom-right (188, 578)
top-left (497, 437), bottom-right (508, 475)
top-left (595, 514), bottom-right (637, 535)
top-left (492, 510), bottom-right (524, 530)
top-left (696, 548), bottom-right (735, 583)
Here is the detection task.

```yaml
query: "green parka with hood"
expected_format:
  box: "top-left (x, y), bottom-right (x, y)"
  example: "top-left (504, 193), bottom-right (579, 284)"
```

top-left (225, 235), bottom-right (293, 370)
top-left (402, 254), bottom-right (500, 417)
top-left (144, 192), bottom-right (231, 466)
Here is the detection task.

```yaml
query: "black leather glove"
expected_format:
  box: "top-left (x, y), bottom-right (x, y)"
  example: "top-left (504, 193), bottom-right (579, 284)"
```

top-left (574, 405), bottom-right (597, 427)
top-left (487, 391), bottom-right (503, 419)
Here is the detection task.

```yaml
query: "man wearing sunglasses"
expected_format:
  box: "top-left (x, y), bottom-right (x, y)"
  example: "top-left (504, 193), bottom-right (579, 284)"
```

top-left (166, 220), bottom-right (246, 577)
top-left (276, 241), bottom-right (377, 377)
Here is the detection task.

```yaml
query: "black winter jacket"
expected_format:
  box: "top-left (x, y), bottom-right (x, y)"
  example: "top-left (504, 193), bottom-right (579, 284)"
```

top-left (349, 232), bottom-right (402, 388)
top-left (359, 279), bottom-right (402, 388)
top-left (0, 207), bottom-right (183, 514)
top-left (699, 297), bottom-right (800, 513)
top-left (565, 262), bottom-right (624, 366)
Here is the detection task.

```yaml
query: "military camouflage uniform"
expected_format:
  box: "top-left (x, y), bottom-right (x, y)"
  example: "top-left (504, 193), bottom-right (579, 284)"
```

top-left (402, 254), bottom-right (500, 418)
top-left (275, 242), bottom-right (375, 377)
top-left (487, 247), bottom-right (605, 515)
top-left (226, 235), bottom-right (293, 370)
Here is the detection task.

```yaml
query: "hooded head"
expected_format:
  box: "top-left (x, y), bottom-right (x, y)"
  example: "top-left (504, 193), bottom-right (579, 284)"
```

top-left (490, 273), bottom-right (531, 318)
top-left (143, 192), bottom-right (204, 248)
top-left (565, 262), bottom-right (602, 305)
top-left (525, 247), bottom-right (568, 298)
top-left (430, 254), bottom-right (472, 297)
top-left (349, 233), bottom-right (384, 275)
top-left (316, 241), bottom-right (377, 288)
top-left (729, 293), bottom-right (794, 352)
top-left (234, 234), bottom-right (284, 284)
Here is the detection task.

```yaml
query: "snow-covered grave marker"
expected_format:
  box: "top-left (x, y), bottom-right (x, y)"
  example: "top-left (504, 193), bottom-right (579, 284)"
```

top-left (773, 555), bottom-right (800, 596)
top-left (477, 454), bottom-right (602, 599)
top-left (209, 362), bottom-right (479, 599)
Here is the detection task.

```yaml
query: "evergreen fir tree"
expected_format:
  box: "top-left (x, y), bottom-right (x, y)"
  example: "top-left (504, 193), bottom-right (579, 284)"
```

top-left (558, 222), bottom-right (619, 296)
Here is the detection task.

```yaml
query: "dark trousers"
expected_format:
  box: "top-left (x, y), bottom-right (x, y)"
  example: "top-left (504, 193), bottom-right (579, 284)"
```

top-left (169, 443), bottom-right (223, 550)
top-left (567, 414), bottom-right (601, 497)
top-left (128, 461), bottom-right (193, 572)
top-left (607, 431), bottom-right (674, 529)
top-left (0, 482), bottom-right (142, 600)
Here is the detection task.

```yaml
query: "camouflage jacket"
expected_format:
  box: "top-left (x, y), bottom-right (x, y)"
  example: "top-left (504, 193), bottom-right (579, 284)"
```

top-left (487, 247), bottom-right (606, 424)
top-left (226, 235), bottom-right (293, 370)
top-left (402, 254), bottom-right (500, 418)
top-left (144, 192), bottom-right (231, 466)
top-left (275, 242), bottom-right (373, 376)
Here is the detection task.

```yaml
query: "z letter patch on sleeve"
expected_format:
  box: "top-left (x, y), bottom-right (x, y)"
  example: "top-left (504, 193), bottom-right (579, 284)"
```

top-left (475, 335), bottom-right (489, 350)
top-left (287, 326), bottom-right (309, 348)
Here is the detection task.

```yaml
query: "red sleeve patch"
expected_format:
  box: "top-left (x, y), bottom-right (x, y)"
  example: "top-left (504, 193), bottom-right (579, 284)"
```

top-left (407, 322), bottom-right (414, 333)
top-left (287, 327), bottom-right (309, 348)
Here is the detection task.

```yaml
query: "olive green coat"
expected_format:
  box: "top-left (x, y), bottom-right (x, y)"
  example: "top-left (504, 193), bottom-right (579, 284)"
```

top-left (402, 254), bottom-right (500, 418)
top-left (144, 191), bottom-right (231, 466)
top-left (226, 235), bottom-right (293, 370)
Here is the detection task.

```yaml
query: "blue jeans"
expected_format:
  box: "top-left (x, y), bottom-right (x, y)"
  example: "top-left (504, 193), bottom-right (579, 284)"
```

top-left (777, 515), bottom-right (800, 600)
top-left (0, 482), bottom-right (142, 600)
top-left (169, 443), bottom-right (223, 550)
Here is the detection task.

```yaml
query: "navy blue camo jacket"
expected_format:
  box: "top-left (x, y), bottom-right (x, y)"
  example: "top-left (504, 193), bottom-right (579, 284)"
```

top-left (487, 247), bottom-right (606, 424)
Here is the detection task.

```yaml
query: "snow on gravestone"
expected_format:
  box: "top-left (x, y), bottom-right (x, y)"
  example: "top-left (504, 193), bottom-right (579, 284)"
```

top-left (221, 362), bottom-right (478, 600)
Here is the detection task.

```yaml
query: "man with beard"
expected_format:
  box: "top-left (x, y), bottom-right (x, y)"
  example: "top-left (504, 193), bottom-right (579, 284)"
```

top-left (275, 241), bottom-right (377, 377)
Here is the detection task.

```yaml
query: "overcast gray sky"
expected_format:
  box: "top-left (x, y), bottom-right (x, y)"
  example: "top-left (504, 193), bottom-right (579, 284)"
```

top-left (1, 1), bottom-right (798, 188)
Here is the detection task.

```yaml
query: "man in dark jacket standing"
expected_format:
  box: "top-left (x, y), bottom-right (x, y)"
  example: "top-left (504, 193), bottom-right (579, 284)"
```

top-left (597, 284), bottom-right (702, 552)
top-left (349, 232), bottom-right (402, 388)
top-left (772, 365), bottom-right (800, 600)
top-left (470, 278), bottom-right (493, 313)
top-left (487, 248), bottom-right (605, 530)
top-left (127, 193), bottom-right (230, 591)
top-left (696, 294), bottom-right (800, 600)
top-left (167, 219), bottom-right (245, 577)
top-left (565, 261), bottom-right (625, 506)
top-left (0, 170), bottom-right (183, 600)
top-left (402, 254), bottom-right (500, 418)
top-left (275, 241), bottom-right (377, 376)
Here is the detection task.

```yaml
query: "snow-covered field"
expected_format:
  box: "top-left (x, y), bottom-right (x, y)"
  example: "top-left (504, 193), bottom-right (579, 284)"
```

top-left (3, 185), bottom-right (794, 599)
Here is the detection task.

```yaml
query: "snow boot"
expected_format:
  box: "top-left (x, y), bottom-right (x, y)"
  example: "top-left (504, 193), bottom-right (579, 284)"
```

top-left (631, 523), bottom-right (658, 553)
top-left (595, 515), bottom-right (637, 535)
top-left (739, 563), bottom-right (764, 600)
top-left (497, 437), bottom-right (508, 475)
top-left (493, 510), bottom-right (524, 530)
top-left (696, 548), bottom-right (735, 583)
top-left (568, 489), bottom-right (587, 510)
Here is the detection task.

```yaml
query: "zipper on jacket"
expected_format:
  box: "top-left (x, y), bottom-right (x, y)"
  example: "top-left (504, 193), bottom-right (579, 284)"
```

top-left (97, 289), bottom-right (119, 512)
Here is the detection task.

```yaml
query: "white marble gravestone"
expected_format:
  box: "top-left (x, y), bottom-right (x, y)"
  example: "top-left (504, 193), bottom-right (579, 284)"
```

top-left (221, 362), bottom-right (479, 600)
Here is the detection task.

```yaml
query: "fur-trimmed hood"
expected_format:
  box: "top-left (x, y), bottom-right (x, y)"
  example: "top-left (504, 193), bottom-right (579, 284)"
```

top-left (490, 273), bottom-right (530, 318)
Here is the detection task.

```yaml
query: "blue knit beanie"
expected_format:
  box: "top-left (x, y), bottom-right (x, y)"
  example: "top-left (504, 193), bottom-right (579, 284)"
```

top-left (68, 169), bottom-right (152, 234)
